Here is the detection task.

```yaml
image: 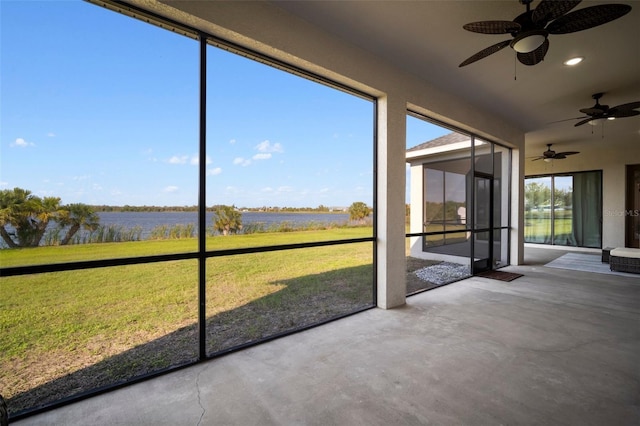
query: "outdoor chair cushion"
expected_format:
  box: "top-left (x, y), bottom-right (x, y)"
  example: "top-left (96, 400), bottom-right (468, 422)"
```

top-left (610, 248), bottom-right (640, 274)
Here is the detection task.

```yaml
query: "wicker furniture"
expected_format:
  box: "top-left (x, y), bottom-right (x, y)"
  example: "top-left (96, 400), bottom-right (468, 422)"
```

top-left (601, 247), bottom-right (614, 263)
top-left (609, 248), bottom-right (640, 274)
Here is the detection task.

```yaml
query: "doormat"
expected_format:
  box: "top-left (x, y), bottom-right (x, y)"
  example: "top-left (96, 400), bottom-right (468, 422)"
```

top-left (475, 270), bottom-right (523, 282)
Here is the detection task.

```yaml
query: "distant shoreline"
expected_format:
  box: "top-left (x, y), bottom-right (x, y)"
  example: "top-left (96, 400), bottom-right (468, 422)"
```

top-left (91, 206), bottom-right (350, 213)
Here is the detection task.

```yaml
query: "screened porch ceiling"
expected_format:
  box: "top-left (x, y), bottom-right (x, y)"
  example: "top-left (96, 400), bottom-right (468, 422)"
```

top-left (270, 0), bottom-right (639, 155)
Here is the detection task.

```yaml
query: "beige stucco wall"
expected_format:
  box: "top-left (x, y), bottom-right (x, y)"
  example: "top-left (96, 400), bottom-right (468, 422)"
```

top-left (131, 0), bottom-right (526, 307)
top-left (526, 138), bottom-right (640, 248)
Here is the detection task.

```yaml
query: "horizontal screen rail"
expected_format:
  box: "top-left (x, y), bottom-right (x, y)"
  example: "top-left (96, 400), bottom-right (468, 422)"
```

top-left (406, 226), bottom-right (509, 238)
top-left (0, 237), bottom-right (375, 277)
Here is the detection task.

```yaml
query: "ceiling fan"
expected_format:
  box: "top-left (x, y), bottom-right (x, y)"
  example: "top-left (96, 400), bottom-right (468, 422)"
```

top-left (572, 93), bottom-right (640, 126)
top-left (531, 144), bottom-right (579, 162)
top-left (459, 0), bottom-right (632, 67)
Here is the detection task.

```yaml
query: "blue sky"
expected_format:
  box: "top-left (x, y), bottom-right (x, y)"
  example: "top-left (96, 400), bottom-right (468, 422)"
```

top-left (1, 0), bottom-right (446, 208)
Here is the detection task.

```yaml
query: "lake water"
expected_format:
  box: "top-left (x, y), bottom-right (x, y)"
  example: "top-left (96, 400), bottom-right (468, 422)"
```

top-left (95, 211), bottom-right (350, 238)
top-left (0, 211), bottom-right (354, 247)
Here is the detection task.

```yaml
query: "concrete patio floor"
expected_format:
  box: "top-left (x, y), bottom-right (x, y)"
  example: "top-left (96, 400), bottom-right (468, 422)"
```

top-left (15, 248), bottom-right (640, 425)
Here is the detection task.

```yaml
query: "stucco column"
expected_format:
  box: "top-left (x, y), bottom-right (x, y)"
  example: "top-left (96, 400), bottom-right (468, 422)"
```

top-left (511, 147), bottom-right (525, 265)
top-left (376, 95), bottom-right (407, 309)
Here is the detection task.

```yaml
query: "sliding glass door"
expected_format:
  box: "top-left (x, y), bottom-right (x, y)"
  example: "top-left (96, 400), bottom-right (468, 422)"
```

top-left (525, 171), bottom-right (602, 248)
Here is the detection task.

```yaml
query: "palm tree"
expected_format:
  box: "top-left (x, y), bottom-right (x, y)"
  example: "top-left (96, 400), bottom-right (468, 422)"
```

top-left (28, 196), bottom-right (64, 247)
top-left (0, 188), bottom-right (64, 247)
top-left (213, 205), bottom-right (243, 236)
top-left (348, 201), bottom-right (371, 224)
top-left (0, 189), bottom-right (19, 248)
top-left (58, 203), bottom-right (101, 245)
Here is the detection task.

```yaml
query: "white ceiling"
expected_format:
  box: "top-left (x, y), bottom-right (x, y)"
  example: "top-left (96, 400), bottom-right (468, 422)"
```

top-left (271, 0), bottom-right (640, 154)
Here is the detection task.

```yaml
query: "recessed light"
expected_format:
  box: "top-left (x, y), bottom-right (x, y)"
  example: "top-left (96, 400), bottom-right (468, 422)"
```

top-left (564, 56), bottom-right (584, 66)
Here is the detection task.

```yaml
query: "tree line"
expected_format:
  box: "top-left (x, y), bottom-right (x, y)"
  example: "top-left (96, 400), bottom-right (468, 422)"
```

top-left (89, 204), bottom-right (348, 213)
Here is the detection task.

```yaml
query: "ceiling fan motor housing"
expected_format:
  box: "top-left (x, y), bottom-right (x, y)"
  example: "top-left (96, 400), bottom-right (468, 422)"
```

top-left (510, 9), bottom-right (548, 53)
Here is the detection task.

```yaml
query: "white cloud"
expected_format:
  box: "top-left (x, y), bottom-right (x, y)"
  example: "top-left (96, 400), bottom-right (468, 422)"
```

top-left (252, 153), bottom-right (272, 160)
top-left (320, 187), bottom-right (330, 193)
top-left (47, 132), bottom-right (56, 138)
top-left (169, 155), bottom-right (188, 164)
top-left (207, 167), bottom-right (222, 176)
top-left (11, 137), bottom-right (35, 147)
top-left (164, 185), bottom-right (179, 193)
top-left (0, 181), bottom-right (8, 187)
top-left (255, 140), bottom-right (283, 153)
top-left (233, 157), bottom-right (251, 167)
top-left (277, 186), bottom-right (293, 192)
top-left (229, 139), bottom-right (237, 145)
top-left (262, 187), bottom-right (274, 192)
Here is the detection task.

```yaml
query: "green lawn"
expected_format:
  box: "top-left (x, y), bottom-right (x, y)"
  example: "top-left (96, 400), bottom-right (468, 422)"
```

top-left (0, 228), bottom-right (374, 415)
top-left (524, 211), bottom-right (574, 243)
top-left (0, 227), bottom-right (373, 267)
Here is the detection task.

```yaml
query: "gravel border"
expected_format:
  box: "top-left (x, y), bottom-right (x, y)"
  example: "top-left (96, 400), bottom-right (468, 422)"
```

top-left (414, 262), bottom-right (470, 285)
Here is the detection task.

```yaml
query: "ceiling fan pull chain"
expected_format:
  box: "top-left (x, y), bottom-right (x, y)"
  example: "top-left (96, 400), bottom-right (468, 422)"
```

top-left (514, 53), bottom-right (517, 81)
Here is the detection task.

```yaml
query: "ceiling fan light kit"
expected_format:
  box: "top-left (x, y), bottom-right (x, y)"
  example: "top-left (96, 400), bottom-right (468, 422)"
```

top-left (459, 0), bottom-right (632, 67)
top-left (510, 29), bottom-right (547, 53)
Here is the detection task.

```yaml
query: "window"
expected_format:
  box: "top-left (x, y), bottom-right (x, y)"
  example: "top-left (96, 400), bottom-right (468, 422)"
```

top-left (524, 171), bottom-right (602, 248)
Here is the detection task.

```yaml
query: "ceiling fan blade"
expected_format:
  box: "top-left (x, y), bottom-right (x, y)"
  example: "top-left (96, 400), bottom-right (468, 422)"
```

top-left (575, 117), bottom-right (598, 126)
top-left (459, 39), bottom-right (511, 67)
top-left (516, 38), bottom-right (549, 66)
top-left (548, 116), bottom-right (588, 124)
top-left (554, 154), bottom-right (567, 159)
top-left (609, 101), bottom-right (640, 112)
top-left (547, 4), bottom-right (632, 34)
top-left (609, 110), bottom-right (640, 119)
top-left (557, 151), bottom-right (579, 156)
top-left (533, 0), bottom-right (581, 25)
top-left (531, 157), bottom-right (545, 161)
top-left (463, 21), bottom-right (521, 34)
top-left (580, 107), bottom-right (606, 115)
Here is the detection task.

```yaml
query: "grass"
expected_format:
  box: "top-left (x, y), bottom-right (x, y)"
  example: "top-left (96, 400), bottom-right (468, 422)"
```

top-left (0, 227), bottom-right (372, 268)
top-left (524, 212), bottom-right (574, 243)
top-left (0, 228), bottom-right (375, 415)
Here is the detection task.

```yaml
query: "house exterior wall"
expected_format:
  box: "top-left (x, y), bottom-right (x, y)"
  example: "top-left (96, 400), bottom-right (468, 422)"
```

top-left (526, 139), bottom-right (640, 249)
top-left (137, 0), bottom-right (525, 307)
